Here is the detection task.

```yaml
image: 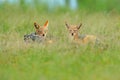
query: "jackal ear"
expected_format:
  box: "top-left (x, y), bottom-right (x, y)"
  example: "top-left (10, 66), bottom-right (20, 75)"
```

top-left (77, 23), bottom-right (82, 29)
top-left (34, 22), bottom-right (40, 29)
top-left (44, 20), bottom-right (49, 28)
top-left (65, 22), bottom-right (69, 29)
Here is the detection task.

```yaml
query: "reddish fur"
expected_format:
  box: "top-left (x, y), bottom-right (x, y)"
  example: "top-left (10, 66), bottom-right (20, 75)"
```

top-left (34, 20), bottom-right (49, 37)
top-left (44, 20), bottom-right (49, 28)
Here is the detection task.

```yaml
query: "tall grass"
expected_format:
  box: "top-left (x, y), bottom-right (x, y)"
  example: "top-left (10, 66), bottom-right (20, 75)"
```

top-left (0, 5), bottom-right (120, 80)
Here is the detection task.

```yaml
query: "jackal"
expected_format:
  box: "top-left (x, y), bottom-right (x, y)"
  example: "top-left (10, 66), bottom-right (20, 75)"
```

top-left (24, 20), bottom-right (49, 43)
top-left (65, 22), bottom-right (107, 49)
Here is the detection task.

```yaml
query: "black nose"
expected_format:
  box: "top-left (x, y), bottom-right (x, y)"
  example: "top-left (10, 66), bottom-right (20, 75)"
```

top-left (72, 33), bottom-right (74, 36)
top-left (42, 34), bottom-right (45, 36)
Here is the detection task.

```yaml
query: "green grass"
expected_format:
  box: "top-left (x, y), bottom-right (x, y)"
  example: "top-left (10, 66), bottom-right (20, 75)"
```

top-left (0, 6), bottom-right (120, 80)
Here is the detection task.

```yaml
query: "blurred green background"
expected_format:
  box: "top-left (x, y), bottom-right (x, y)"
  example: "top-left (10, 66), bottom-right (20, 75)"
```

top-left (0, 0), bottom-right (120, 13)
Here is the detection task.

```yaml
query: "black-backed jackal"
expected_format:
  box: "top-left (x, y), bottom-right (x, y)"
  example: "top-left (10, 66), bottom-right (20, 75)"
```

top-left (24, 20), bottom-right (49, 43)
top-left (65, 22), bottom-right (107, 49)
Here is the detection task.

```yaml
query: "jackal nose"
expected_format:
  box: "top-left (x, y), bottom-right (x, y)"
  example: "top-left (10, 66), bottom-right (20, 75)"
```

top-left (42, 34), bottom-right (45, 36)
top-left (71, 33), bottom-right (74, 36)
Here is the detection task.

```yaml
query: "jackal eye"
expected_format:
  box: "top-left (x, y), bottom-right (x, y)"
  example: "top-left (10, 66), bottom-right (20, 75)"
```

top-left (74, 30), bottom-right (77, 32)
top-left (38, 30), bottom-right (40, 32)
top-left (69, 30), bottom-right (72, 32)
top-left (37, 30), bottom-right (42, 33)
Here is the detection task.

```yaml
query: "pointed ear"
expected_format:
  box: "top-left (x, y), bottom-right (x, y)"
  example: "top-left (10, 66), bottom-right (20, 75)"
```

top-left (44, 20), bottom-right (49, 28)
top-left (34, 22), bottom-right (40, 29)
top-left (65, 21), bottom-right (69, 29)
top-left (77, 23), bottom-right (82, 30)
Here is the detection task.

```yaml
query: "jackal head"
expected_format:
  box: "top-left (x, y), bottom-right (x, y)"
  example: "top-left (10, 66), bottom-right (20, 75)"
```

top-left (34, 20), bottom-right (49, 37)
top-left (65, 22), bottom-right (82, 37)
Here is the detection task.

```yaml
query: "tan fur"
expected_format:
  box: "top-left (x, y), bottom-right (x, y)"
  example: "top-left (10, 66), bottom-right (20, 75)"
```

top-left (82, 35), bottom-right (97, 44)
top-left (65, 22), bottom-right (97, 45)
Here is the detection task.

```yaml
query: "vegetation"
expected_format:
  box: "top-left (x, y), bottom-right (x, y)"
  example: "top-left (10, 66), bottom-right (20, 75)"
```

top-left (0, 2), bottom-right (120, 80)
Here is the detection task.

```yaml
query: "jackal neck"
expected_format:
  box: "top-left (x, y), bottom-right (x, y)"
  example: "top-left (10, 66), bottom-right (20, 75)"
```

top-left (74, 33), bottom-right (79, 40)
top-left (74, 34), bottom-right (86, 41)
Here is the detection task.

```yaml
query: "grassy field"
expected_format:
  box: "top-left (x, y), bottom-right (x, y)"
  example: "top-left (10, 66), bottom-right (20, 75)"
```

top-left (0, 5), bottom-right (120, 80)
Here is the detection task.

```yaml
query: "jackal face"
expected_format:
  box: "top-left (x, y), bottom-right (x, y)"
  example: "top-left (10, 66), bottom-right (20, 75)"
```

top-left (34, 20), bottom-right (49, 37)
top-left (65, 22), bottom-right (82, 37)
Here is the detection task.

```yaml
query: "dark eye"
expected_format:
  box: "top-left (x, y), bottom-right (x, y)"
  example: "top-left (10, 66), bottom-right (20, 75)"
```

top-left (74, 30), bottom-right (77, 32)
top-left (69, 30), bottom-right (72, 32)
